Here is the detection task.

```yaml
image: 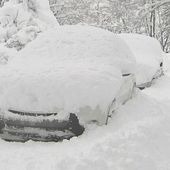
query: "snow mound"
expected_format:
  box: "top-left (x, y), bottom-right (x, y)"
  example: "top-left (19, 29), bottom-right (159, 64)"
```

top-left (0, 25), bottom-right (135, 123)
top-left (120, 34), bottom-right (164, 85)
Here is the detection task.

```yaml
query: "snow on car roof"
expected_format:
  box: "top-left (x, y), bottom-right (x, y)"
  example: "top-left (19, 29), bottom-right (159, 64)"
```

top-left (15, 25), bottom-right (136, 75)
top-left (120, 33), bottom-right (163, 65)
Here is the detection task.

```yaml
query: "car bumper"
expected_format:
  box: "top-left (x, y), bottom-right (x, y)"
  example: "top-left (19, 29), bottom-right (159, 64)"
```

top-left (0, 110), bottom-right (84, 142)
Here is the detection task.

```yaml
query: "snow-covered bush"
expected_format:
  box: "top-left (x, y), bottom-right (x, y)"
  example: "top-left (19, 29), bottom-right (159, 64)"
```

top-left (0, 0), bottom-right (59, 50)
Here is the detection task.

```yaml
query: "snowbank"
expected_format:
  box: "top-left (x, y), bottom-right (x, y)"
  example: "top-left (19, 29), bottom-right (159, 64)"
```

top-left (0, 25), bottom-right (135, 123)
top-left (0, 91), bottom-right (170, 170)
top-left (119, 34), bottom-right (164, 86)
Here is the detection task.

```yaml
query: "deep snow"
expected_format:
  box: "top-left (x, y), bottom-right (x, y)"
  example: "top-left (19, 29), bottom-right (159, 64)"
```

top-left (0, 57), bottom-right (170, 169)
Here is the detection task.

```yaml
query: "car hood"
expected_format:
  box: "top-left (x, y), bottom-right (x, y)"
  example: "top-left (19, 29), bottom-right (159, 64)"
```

top-left (0, 61), bottom-right (122, 120)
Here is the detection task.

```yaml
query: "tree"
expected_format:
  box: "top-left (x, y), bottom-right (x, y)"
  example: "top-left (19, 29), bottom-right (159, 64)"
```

top-left (0, 0), bottom-right (5, 7)
top-left (49, 0), bottom-right (170, 51)
top-left (142, 0), bottom-right (170, 51)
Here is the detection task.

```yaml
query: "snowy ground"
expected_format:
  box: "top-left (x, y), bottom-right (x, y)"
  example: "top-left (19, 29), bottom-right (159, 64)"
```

top-left (1, 56), bottom-right (170, 170)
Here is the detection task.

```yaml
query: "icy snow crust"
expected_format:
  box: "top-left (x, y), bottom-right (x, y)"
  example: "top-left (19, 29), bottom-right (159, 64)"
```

top-left (0, 25), bottom-right (135, 122)
top-left (120, 33), bottom-right (164, 86)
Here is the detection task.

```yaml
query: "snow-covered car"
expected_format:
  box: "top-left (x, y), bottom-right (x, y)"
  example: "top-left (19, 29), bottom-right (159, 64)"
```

top-left (119, 33), bottom-right (164, 89)
top-left (0, 25), bottom-right (136, 142)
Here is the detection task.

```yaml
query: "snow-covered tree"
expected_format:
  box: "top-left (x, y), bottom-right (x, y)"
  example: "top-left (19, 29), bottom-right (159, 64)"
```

top-left (49, 0), bottom-right (170, 52)
top-left (140, 0), bottom-right (170, 51)
top-left (0, 0), bottom-right (59, 50)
